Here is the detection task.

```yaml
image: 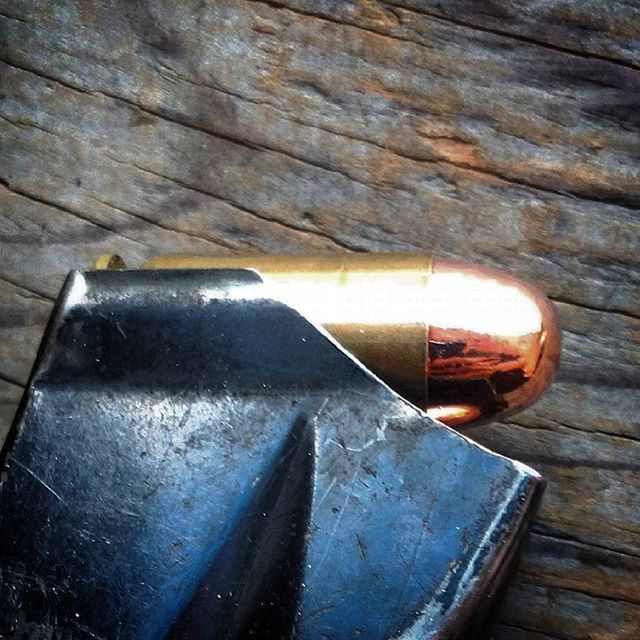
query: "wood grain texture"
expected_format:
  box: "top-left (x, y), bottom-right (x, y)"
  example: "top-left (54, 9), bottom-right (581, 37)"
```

top-left (0, 1), bottom-right (638, 637)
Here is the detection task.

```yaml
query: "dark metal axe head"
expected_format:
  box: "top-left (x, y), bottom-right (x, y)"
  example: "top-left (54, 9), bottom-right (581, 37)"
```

top-left (0, 269), bottom-right (543, 639)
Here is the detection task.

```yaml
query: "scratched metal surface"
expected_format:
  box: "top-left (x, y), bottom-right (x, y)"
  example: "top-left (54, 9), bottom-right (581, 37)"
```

top-left (0, 269), bottom-right (542, 638)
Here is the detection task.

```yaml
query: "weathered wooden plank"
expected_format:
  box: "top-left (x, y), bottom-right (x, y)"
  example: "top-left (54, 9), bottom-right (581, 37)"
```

top-left (6, 0), bottom-right (640, 208)
top-left (245, 0), bottom-right (640, 200)
top-left (1, 59), bottom-right (638, 317)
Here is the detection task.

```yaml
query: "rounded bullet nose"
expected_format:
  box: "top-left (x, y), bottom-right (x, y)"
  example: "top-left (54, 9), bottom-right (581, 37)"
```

top-left (425, 259), bottom-right (561, 428)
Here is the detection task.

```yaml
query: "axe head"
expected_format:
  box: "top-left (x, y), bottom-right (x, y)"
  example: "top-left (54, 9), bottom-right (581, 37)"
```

top-left (0, 269), bottom-right (543, 639)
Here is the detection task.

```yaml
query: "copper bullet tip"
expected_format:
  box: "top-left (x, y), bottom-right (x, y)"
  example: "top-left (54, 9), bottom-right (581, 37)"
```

top-left (425, 259), bottom-right (562, 427)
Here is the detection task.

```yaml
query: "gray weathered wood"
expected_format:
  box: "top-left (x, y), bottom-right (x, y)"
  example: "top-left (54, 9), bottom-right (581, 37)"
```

top-left (0, 1), bottom-right (638, 637)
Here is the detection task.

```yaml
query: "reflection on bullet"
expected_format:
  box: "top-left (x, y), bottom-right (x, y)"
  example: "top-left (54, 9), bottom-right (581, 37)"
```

top-left (97, 252), bottom-right (561, 429)
top-left (426, 259), bottom-right (561, 427)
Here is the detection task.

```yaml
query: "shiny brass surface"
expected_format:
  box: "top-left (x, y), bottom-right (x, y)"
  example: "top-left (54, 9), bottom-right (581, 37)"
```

top-left (95, 253), bottom-right (127, 270)
top-left (141, 253), bottom-right (433, 410)
top-left (97, 253), bottom-right (561, 428)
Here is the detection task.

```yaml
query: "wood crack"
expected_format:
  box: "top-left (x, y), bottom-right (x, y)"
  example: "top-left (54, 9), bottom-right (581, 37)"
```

top-left (248, 0), bottom-right (431, 53)
top-left (0, 10), bottom-right (27, 24)
top-left (153, 60), bottom-right (272, 109)
top-left (530, 527), bottom-right (640, 561)
top-left (144, 103), bottom-right (378, 193)
top-left (415, 153), bottom-right (640, 211)
top-left (504, 417), bottom-right (640, 445)
top-left (551, 296), bottom-right (640, 322)
top-left (0, 112), bottom-right (62, 139)
top-left (0, 178), bottom-right (146, 249)
top-left (382, 1), bottom-right (640, 75)
top-left (516, 569), bottom-right (640, 607)
top-left (0, 372), bottom-right (25, 389)
top-left (497, 622), bottom-right (573, 640)
top-left (0, 275), bottom-right (54, 302)
top-left (86, 196), bottom-right (241, 252)
top-left (102, 154), bottom-right (362, 252)
top-left (539, 512), bottom-right (640, 557)
top-left (12, 58), bottom-right (377, 197)
top-left (0, 56), bottom-right (98, 99)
